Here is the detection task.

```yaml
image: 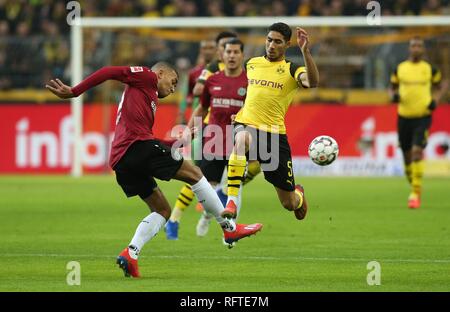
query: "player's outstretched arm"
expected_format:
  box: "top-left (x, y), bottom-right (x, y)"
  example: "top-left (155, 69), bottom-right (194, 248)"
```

top-left (46, 66), bottom-right (141, 99)
top-left (46, 79), bottom-right (74, 99)
top-left (297, 27), bottom-right (319, 88)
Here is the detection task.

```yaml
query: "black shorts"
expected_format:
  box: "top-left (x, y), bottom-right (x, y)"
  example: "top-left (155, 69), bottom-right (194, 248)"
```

top-left (113, 139), bottom-right (184, 199)
top-left (234, 123), bottom-right (295, 192)
top-left (397, 115), bottom-right (432, 151)
top-left (200, 156), bottom-right (228, 183)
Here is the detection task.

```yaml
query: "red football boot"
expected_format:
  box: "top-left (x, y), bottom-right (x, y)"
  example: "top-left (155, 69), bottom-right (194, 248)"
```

top-left (294, 185), bottom-right (308, 220)
top-left (116, 247), bottom-right (141, 278)
top-left (221, 200), bottom-right (238, 219)
top-left (408, 194), bottom-right (421, 209)
top-left (223, 223), bottom-right (263, 245)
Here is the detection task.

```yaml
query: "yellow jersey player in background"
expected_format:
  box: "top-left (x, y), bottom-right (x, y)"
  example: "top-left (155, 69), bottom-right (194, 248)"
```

top-left (222, 23), bottom-right (319, 227)
top-left (389, 36), bottom-right (446, 209)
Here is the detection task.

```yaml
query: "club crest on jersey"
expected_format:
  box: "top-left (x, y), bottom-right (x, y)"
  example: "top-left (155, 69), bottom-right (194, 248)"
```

top-left (277, 66), bottom-right (285, 74)
top-left (248, 65), bottom-right (255, 70)
top-left (237, 87), bottom-right (246, 96)
top-left (151, 101), bottom-right (156, 113)
top-left (130, 66), bottom-right (143, 73)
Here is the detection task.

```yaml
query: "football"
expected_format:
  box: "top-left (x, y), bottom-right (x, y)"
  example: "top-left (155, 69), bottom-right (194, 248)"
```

top-left (308, 135), bottom-right (339, 166)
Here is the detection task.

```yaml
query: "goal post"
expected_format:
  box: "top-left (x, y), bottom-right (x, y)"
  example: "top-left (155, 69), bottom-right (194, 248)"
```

top-left (70, 16), bottom-right (450, 177)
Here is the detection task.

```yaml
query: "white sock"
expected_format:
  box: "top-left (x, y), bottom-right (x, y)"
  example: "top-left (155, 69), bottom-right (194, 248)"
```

top-left (129, 212), bottom-right (166, 259)
top-left (191, 177), bottom-right (236, 232)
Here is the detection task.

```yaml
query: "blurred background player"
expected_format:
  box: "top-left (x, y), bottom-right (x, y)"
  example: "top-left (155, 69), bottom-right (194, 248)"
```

top-left (46, 63), bottom-right (263, 278)
top-left (389, 36), bottom-right (446, 209)
top-left (165, 31), bottom-right (238, 239)
top-left (175, 39), bottom-right (217, 125)
top-left (223, 23), bottom-right (319, 222)
top-left (187, 39), bottom-right (247, 238)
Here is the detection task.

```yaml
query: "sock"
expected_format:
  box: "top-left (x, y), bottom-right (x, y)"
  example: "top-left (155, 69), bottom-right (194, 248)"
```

top-left (215, 184), bottom-right (228, 207)
top-left (175, 184), bottom-right (195, 210)
top-left (243, 161), bottom-right (261, 185)
top-left (233, 186), bottom-right (243, 222)
top-left (227, 153), bottom-right (246, 204)
top-left (411, 160), bottom-right (424, 196)
top-left (404, 163), bottom-right (412, 184)
top-left (191, 176), bottom-right (236, 232)
top-left (129, 212), bottom-right (166, 259)
top-left (294, 188), bottom-right (304, 210)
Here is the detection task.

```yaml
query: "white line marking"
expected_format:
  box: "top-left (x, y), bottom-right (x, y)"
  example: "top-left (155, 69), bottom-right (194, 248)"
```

top-left (2, 253), bottom-right (450, 264)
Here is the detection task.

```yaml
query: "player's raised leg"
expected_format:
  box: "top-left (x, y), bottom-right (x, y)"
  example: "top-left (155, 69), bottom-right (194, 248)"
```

top-left (275, 186), bottom-right (307, 220)
top-left (174, 159), bottom-right (262, 245)
top-left (117, 186), bottom-right (171, 278)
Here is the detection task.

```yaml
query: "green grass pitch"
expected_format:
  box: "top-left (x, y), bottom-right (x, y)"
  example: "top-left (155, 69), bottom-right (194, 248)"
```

top-left (0, 175), bottom-right (449, 292)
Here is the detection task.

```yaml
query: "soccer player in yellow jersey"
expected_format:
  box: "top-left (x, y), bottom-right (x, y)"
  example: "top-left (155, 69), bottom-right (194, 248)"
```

top-left (222, 22), bottom-right (319, 224)
top-left (389, 36), bottom-right (445, 209)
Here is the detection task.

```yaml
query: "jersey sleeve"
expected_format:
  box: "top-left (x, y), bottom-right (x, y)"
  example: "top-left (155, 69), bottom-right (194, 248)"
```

top-left (289, 62), bottom-right (307, 87)
top-left (197, 61), bottom-right (219, 84)
top-left (71, 66), bottom-right (156, 96)
top-left (390, 65), bottom-right (399, 84)
top-left (119, 66), bottom-right (157, 88)
top-left (431, 66), bottom-right (442, 84)
top-left (200, 79), bottom-right (211, 109)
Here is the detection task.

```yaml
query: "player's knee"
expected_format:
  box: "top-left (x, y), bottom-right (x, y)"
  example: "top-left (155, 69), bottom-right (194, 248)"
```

top-left (185, 164), bottom-right (204, 185)
top-left (234, 131), bottom-right (250, 154)
top-left (411, 147), bottom-right (423, 161)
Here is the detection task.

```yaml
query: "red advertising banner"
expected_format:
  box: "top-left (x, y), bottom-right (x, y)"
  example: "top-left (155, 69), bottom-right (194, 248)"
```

top-left (0, 104), bottom-right (449, 175)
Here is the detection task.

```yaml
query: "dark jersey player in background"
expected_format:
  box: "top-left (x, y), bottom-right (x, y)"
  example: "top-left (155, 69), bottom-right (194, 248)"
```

top-left (45, 63), bottom-right (262, 278)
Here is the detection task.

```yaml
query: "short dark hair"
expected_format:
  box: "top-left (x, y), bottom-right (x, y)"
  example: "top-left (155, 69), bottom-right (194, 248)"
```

top-left (224, 38), bottom-right (244, 52)
top-left (268, 22), bottom-right (292, 42)
top-left (151, 61), bottom-right (178, 77)
top-left (215, 31), bottom-right (237, 44)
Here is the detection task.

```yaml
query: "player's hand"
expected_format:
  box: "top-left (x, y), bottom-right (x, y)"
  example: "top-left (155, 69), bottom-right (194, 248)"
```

top-left (296, 27), bottom-right (309, 52)
top-left (391, 93), bottom-right (400, 103)
top-left (428, 99), bottom-right (437, 111)
top-left (46, 79), bottom-right (74, 99)
top-left (230, 114), bottom-right (236, 124)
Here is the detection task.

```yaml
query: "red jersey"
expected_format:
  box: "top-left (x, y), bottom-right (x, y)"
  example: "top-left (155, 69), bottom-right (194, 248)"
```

top-left (201, 70), bottom-right (247, 157)
top-left (71, 66), bottom-right (159, 168)
top-left (186, 64), bottom-right (204, 104)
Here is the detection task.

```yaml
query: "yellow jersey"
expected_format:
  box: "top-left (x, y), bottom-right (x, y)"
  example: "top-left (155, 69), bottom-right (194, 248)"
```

top-left (235, 56), bottom-right (306, 134)
top-left (390, 60), bottom-right (441, 118)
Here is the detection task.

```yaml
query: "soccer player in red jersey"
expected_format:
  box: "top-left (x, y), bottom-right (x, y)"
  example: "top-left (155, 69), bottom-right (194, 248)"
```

top-left (187, 39), bottom-right (248, 242)
top-left (166, 31), bottom-right (239, 240)
top-left (45, 62), bottom-right (262, 278)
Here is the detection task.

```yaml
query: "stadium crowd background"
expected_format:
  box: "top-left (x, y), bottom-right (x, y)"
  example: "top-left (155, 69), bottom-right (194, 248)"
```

top-left (0, 0), bottom-right (448, 104)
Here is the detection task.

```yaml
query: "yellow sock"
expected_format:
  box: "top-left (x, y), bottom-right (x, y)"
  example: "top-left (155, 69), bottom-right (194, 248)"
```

top-left (411, 160), bottom-right (424, 196)
top-left (243, 161), bottom-right (261, 185)
top-left (404, 163), bottom-right (412, 184)
top-left (294, 189), bottom-right (304, 209)
top-left (227, 153), bottom-right (247, 198)
top-left (171, 184), bottom-right (194, 222)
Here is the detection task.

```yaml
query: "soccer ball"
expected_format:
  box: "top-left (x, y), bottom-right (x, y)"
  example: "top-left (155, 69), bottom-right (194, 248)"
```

top-left (308, 135), bottom-right (339, 166)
